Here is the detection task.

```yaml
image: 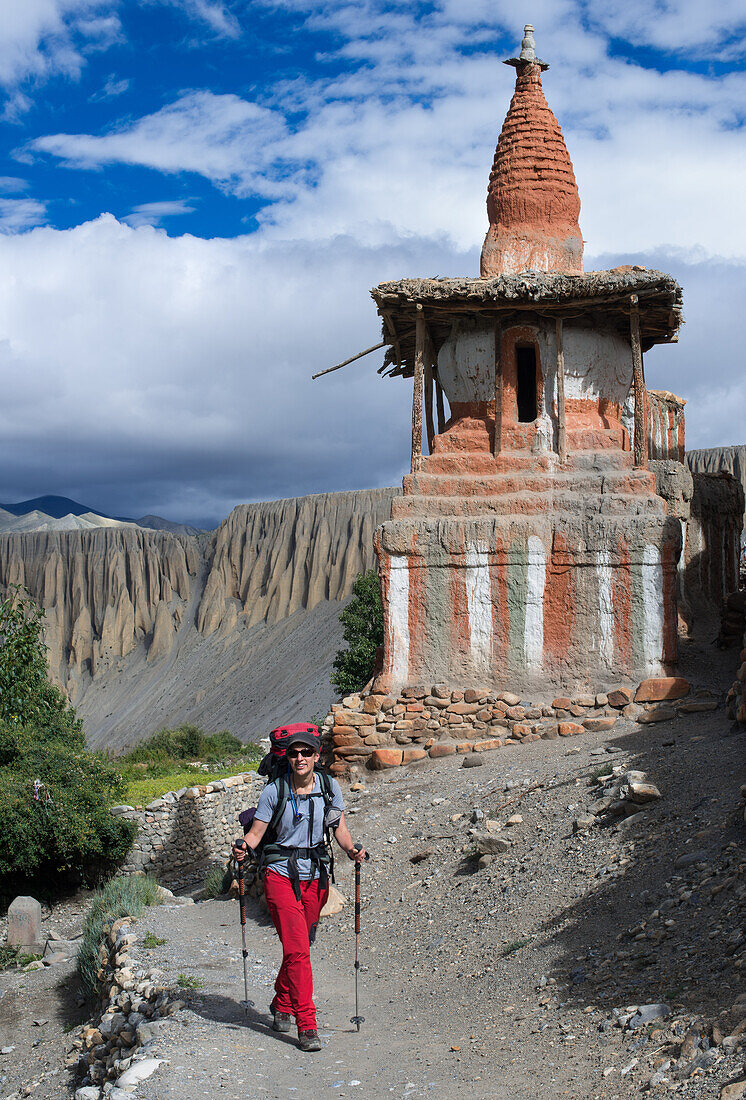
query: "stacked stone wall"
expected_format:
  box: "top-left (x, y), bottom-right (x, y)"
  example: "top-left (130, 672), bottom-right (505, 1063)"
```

top-left (114, 772), bottom-right (264, 888)
top-left (325, 680), bottom-right (702, 775)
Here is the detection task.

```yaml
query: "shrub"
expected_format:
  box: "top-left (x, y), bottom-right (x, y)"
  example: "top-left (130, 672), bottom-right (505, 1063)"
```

top-left (0, 589), bottom-right (135, 906)
top-left (202, 863), bottom-right (231, 899)
top-left (0, 586), bottom-right (80, 735)
top-left (120, 725), bottom-right (248, 774)
top-left (331, 570), bottom-right (384, 696)
top-left (0, 725), bottom-right (136, 903)
top-left (77, 875), bottom-right (162, 998)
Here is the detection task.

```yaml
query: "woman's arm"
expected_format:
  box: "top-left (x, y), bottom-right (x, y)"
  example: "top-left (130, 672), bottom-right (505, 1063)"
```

top-left (233, 817), bottom-right (270, 859)
top-left (333, 813), bottom-right (366, 862)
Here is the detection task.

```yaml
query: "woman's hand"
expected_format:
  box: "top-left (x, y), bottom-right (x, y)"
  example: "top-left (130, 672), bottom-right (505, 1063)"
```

top-left (232, 838), bottom-right (250, 862)
top-left (349, 845), bottom-right (367, 863)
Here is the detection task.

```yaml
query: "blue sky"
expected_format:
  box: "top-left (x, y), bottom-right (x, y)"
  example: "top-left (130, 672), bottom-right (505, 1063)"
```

top-left (0, 1), bottom-right (744, 526)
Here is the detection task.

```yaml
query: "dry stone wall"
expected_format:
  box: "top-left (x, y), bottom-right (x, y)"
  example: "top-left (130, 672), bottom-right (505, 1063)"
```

top-left (325, 676), bottom-right (704, 775)
top-left (114, 772), bottom-right (264, 888)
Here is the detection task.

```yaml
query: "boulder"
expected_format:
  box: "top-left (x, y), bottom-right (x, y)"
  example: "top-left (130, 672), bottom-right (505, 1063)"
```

top-left (473, 834), bottom-right (510, 856)
top-left (635, 677), bottom-right (690, 702)
top-left (320, 885), bottom-right (346, 917)
top-left (368, 748), bottom-right (403, 770)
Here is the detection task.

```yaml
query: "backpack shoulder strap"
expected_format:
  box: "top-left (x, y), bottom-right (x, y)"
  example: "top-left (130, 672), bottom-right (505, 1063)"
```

top-left (317, 769), bottom-right (334, 806)
top-left (268, 774), bottom-right (289, 833)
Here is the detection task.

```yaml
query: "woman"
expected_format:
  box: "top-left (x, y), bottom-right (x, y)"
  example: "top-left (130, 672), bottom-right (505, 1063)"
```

top-left (234, 725), bottom-right (366, 1052)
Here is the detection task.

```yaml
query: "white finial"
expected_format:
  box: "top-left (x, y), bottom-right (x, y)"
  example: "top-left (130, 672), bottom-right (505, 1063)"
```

top-left (519, 25), bottom-right (536, 62)
top-left (504, 22), bottom-right (548, 70)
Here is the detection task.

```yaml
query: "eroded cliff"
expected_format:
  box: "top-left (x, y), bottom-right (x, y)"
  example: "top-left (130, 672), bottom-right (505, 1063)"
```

top-left (0, 489), bottom-right (398, 745)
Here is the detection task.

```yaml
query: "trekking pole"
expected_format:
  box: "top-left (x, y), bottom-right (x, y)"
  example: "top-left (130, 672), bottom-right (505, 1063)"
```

top-left (350, 843), bottom-right (369, 1032)
top-left (234, 840), bottom-right (251, 1016)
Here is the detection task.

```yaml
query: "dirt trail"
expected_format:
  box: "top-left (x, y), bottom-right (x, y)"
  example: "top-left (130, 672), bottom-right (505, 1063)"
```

top-left (129, 657), bottom-right (746, 1100)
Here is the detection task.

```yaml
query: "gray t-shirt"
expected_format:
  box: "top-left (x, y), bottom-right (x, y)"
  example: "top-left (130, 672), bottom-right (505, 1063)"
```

top-left (254, 773), bottom-right (345, 881)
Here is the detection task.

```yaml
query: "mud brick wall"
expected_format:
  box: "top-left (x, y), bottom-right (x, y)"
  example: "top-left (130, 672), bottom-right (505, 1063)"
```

top-left (114, 772), bottom-right (264, 888)
top-left (648, 390), bottom-right (686, 463)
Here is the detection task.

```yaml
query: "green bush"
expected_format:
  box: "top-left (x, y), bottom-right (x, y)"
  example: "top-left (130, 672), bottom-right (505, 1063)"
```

top-left (202, 863), bottom-right (231, 899)
top-left (331, 570), bottom-right (384, 696)
top-left (77, 875), bottom-right (162, 998)
top-left (0, 588), bottom-right (134, 906)
top-left (0, 586), bottom-right (80, 735)
top-left (0, 729), bottom-right (137, 901)
top-left (119, 724), bottom-right (248, 775)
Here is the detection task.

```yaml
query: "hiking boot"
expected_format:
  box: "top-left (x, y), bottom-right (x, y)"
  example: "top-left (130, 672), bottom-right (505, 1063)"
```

top-left (270, 1005), bottom-right (293, 1033)
top-left (297, 1029), bottom-right (322, 1052)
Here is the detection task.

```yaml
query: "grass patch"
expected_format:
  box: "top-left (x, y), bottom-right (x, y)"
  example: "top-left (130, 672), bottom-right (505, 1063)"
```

top-left (142, 932), bottom-right (167, 949)
top-left (124, 770), bottom-right (236, 805)
top-left (501, 939), bottom-right (531, 957)
top-left (113, 724), bottom-right (261, 804)
top-left (202, 864), bottom-right (230, 900)
top-left (77, 875), bottom-right (162, 999)
top-left (0, 946), bottom-right (44, 970)
top-left (590, 763), bottom-right (614, 783)
top-left (177, 973), bottom-right (204, 989)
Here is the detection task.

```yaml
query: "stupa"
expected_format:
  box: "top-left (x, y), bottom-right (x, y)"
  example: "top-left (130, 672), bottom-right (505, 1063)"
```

top-left (370, 25), bottom-right (684, 696)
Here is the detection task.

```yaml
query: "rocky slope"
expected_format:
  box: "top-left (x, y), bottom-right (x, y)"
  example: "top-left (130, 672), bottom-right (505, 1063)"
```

top-left (688, 446), bottom-right (746, 535)
top-left (0, 490), bottom-right (397, 748)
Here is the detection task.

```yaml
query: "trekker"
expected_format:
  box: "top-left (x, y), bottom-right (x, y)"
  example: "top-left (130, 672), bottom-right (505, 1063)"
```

top-left (233, 726), bottom-right (366, 1052)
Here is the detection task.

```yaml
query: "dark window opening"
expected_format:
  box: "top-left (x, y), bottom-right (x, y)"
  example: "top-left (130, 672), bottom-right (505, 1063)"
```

top-left (516, 346), bottom-right (538, 423)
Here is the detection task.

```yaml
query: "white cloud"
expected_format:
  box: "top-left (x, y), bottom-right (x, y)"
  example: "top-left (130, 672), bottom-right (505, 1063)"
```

top-left (0, 215), bottom-right (419, 521)
top-left (0, 177), bottom-right (28, 194)
top-left (0, 0), bottom-right (120, 88)
top-left (29, 9), bottom-right (746, 262)
top-left (0, 197), bottom-right (48, 233)
top-left (89, 74), bottom-right (130, 101)
top-left (123, 199), bottom-right (196, 226)
top-left (160, 0), bottom-right (240, 38)
top-left (32, 91), bottom-right (292, 197)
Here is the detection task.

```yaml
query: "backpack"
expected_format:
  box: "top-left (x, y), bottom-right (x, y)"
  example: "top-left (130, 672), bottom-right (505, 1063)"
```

top-left (256, 722), bottom-right (321, 780)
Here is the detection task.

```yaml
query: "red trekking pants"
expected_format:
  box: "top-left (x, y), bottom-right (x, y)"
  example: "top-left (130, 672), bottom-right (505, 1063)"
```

top-left (264, 870), bottom-right (328, 1031)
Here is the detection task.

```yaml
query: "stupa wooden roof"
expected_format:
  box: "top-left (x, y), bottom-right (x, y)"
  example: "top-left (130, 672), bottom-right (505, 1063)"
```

top-left (371, 266), bottom-right (683, 378)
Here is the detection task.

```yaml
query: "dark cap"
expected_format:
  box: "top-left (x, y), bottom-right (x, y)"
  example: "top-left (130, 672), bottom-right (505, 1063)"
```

top-left (285, 725), bottom-right (321, 752)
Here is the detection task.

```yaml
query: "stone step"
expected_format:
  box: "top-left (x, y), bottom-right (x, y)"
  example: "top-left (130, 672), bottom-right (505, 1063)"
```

top-left (431, 425), bottom-right (627, 456)
top-left (424, 448), bottom-right (635, 475)
top-left (390, 492), bottom-right (667, 519)
top-left (403, 469), bottom-right (657, 498)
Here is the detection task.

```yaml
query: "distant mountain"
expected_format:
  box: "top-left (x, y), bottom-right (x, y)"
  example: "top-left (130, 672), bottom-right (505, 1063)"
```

top-left (0, 495), bottom-right (204, 535)
top-left (0, 510), bottom-right (136, 534)
top-left (136, 515), bottom-right (205, 536)
top-left (0, 495), bottom-right (118, 519)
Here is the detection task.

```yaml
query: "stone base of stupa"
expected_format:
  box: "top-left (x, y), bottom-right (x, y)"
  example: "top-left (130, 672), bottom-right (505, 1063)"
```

top-left (372, 415), bottom-right (681, 698)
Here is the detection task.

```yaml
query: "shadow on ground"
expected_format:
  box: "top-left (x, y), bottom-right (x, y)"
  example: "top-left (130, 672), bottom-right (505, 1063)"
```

top-left (543, 697), bottom-right (746, 1024)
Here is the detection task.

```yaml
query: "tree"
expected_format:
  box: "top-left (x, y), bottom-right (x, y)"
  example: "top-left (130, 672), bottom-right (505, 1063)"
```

top-left (331, 570), bottom-right (384, 695)
top-left (0, 585), bottom-right (80, 735)
top-left (0, 587), bottom-right (132, 904)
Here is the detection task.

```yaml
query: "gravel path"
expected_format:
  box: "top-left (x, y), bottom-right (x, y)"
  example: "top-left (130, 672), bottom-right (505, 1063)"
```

top-left (129, 659), bottom-right (746, 1100)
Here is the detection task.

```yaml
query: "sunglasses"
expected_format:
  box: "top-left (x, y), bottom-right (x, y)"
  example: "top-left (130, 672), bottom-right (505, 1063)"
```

top-left (287, 747), bottom-right (316, 759)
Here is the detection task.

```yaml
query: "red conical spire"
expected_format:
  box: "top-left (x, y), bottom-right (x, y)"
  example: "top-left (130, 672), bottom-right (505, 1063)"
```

top-left (480, 25), bottom-right (583, 277)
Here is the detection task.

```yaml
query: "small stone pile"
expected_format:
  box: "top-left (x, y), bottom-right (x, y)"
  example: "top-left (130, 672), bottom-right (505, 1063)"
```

top-left (67, 914), bottom-right (181, 1097)
top-left (577, 766), bottom-right (663, 834)
top-left (326, 677), bottom-right (699, 775)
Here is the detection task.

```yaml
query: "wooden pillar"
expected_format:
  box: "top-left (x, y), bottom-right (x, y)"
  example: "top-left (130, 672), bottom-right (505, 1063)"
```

top-left (435, 374), bottom-right (446, 435)
top-left (493, 322), bottom-right (503, 456)
top-left (424, 353), bottom-right (435, 455)
top-left (555, 316), bottom-right (567, 464)
top-left (411, 305), bottom-right (425, 473)
top-left (630, 294), bottom-right (648, 469)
